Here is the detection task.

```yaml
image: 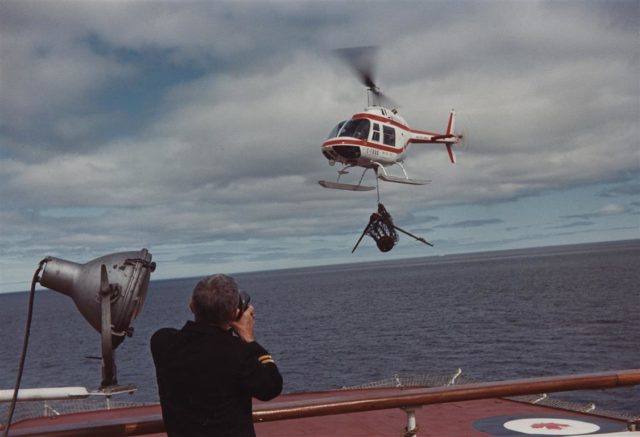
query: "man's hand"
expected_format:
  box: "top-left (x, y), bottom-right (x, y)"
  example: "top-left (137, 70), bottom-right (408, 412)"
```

top-left (231, 304), bottom-right (256, 343)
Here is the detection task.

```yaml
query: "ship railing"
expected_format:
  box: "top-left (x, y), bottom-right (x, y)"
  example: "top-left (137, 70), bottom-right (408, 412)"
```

top-left (2, 369), bottom-right (639, 436)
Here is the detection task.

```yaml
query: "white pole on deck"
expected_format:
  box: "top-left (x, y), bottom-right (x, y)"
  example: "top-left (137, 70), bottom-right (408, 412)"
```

top-left (401, 406), bottom-right (420, 437)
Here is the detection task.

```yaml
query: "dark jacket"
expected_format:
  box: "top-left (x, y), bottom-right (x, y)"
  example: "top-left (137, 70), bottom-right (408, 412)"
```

top-left (151, 321), bottom-right (283, 437)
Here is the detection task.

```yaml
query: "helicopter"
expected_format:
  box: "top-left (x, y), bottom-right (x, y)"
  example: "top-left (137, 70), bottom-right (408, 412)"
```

top-left (319, 47), bottom-right (462, 191)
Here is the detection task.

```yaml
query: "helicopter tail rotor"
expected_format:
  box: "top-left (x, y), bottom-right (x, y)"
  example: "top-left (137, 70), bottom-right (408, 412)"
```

top-left (449, 113), bottom-right (471, 160)
top-left (459, 128), bottom-right (469, 152)
top-left (445, 130), bottom-right (470, 164)
top-left (457, 112), bottom-right (472, 154)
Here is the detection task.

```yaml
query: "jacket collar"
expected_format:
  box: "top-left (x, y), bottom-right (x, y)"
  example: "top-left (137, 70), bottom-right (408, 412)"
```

top-left (182, 320), bottom-right (232, 336)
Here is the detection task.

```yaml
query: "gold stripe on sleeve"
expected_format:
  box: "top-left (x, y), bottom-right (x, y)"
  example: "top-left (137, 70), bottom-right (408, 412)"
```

top-left (258, 354), bottom-right (275, 364)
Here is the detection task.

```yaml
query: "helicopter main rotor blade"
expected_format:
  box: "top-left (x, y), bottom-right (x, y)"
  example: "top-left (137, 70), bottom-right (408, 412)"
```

top-left (335, 46), bottom-right (379, 90)
top-left (376, 90), bottom-right (399, 110)
top-left (393, 225), bottom-right (434, 247)
top-left (335, 46), bottom-right (399, 109)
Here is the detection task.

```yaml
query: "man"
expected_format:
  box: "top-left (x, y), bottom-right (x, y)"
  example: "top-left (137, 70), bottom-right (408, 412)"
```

top-left (151, 274), bottom-right (283, 437)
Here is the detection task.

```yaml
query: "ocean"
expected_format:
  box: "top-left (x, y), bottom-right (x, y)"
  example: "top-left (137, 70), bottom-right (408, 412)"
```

top-left (1, 240), bottom-right (638, 416)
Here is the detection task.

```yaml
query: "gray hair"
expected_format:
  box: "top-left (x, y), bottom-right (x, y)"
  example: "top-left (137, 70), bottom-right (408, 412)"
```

top-left (191, 274), bottom-right (239, 325)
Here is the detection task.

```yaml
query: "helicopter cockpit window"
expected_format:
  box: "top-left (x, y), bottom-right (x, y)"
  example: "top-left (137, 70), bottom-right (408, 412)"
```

top-left (382, 125), bottom-right (396, 147)
top-left (372, 123), bottom-right (380, 142)
top-left (338, 119), bottom-right (370, 140)
top-left (327, 121), bottom-right (347, 139)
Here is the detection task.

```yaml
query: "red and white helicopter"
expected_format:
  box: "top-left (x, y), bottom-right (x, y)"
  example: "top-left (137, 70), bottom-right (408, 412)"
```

top-left (319, 47), bottom-right (462, 191)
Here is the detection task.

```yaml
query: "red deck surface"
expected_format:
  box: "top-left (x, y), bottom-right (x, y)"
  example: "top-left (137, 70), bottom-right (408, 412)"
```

top-left (253, 393), bottom-right (631, 437)
top-left (7, 389), bottom-right (634, 437)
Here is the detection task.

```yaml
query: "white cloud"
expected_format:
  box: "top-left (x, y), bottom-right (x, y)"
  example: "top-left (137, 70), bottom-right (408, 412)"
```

top-left (0, 0), bottom-right (638, 292)
top-left (0, 24), bottom-right (134, 135)
top-left (599, 203), bottom-right (626, 216)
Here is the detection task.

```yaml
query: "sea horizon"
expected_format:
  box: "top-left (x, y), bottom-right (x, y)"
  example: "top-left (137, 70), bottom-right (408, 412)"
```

top-left (2, 237), bottom-right (638, 296)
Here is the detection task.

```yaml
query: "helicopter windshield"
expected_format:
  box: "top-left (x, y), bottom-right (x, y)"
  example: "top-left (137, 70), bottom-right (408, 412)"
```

top-left (327, 121), bottom-right (347, 139)
top-left (338, 119), bottom-right (370, 140)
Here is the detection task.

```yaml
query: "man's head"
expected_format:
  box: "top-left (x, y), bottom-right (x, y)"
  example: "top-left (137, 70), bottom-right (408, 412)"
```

top-left (190, 274), bottom-right (239, 326)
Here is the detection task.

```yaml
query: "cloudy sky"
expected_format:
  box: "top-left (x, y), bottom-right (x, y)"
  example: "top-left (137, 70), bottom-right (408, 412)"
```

top-left (0, 0), bottom-right (638, 293)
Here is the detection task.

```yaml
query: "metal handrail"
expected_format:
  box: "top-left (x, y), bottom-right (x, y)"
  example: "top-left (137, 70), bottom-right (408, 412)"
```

top-left (5, 369), bottom-right (640, 437)
top-left (253, 369), bottom-right (640, 422)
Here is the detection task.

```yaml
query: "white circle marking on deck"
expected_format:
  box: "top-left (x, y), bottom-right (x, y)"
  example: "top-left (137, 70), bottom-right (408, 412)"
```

top-left (503, 418), bottom-right (600, 435)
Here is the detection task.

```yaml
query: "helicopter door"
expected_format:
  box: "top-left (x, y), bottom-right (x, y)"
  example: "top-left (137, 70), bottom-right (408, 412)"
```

top-left (382, 125), bottom-right (396, 147)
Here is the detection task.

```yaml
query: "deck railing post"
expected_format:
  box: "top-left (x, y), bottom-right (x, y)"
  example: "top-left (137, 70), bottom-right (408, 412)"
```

top-left (401, 406), bottom-right (421, 437)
